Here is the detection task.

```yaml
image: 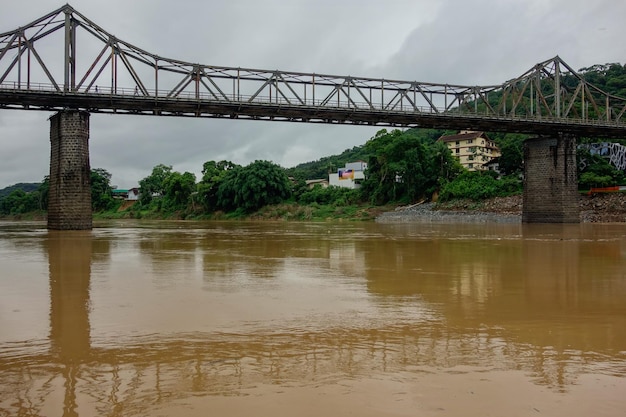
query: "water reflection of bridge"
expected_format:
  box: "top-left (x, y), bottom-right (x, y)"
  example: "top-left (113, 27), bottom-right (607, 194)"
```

top-left (1, 223), bottom-right (625, 416)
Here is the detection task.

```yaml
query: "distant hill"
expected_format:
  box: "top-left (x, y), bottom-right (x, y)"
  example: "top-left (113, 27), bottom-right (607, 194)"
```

top-left (286, 145), bottom-right (369, 180)
top-left (0, 183), bottom-right (41, 199)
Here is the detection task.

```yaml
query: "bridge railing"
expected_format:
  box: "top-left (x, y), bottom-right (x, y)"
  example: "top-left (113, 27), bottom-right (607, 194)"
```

top-left (0, 80), bottom-right (448, 113)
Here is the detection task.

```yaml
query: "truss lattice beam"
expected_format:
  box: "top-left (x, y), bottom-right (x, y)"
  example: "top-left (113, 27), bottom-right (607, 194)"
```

top-left (0, 5), bottom-right (625, 138)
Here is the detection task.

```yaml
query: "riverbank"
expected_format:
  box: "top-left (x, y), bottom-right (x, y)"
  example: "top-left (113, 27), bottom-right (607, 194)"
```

top-left (376, 193), bottom-right (626, 223)
top-left (2, 193), bottom-right (625, 223)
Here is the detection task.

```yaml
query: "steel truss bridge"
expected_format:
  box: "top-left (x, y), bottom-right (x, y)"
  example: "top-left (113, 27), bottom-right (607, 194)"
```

top-left (1, 5), bottom-right (626, 139)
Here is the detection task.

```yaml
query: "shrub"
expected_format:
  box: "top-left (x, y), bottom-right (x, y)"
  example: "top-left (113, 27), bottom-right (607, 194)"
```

top-left (439, 171), bottom-right (521, 201)
top-left (298, 185), bottom-right (361, 206)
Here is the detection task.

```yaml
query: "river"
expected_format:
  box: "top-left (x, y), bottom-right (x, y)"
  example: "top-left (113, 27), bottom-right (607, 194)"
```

top-left (1, 220), bottom-right (625, 416)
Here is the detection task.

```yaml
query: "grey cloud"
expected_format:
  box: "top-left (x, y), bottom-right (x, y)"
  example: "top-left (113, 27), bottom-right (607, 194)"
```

top-left (374, 0), bottom-right (626, 84)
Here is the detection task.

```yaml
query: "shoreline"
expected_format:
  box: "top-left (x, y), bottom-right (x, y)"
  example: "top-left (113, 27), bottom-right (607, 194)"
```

top-left (376, 194), bottom-right (626, 224)
top-left (2, 194), bottom-right (625, 224)
top-left (376, 202), bottom-right (521, 224)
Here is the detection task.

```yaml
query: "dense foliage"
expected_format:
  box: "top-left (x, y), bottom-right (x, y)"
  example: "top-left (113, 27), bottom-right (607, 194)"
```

top-left (0, 169), bottom-right (113, 216)
top-left (438, 171), bottom-right (522, 201)
top-left (216, 160), bottom-right (292, 213)
top-left (297, 185), bottom-right (361, 206)
top-left (91, 168), bottom-right (115, 211)
top-left (138, 164), bottom-right (173, 206)
top-left (196, 160), bottom-right (239, 212)
top-left (578, 63), bottom-right (626, 99)
top-left (0, 183), bottom-right (39, 199)
top-left (361, 129), bottom-right (462, 204)
top-left (136, 164), bottom-right (198, 212)
top-left (577, 148), bottom-right (625, 189)
top-left (0, 188), bottom-right (43, 215)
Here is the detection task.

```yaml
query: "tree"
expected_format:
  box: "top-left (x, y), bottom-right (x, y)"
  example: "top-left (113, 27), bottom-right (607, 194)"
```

top-left (139, 164), bottom-right (172, 205)
top-left (496, 134), bottom-right (526, 175)
top-left (577, 148), bottom-right (624, 189)
top-left (298, 185), bottom-right (361, 206)
top-left (360, 129), bottom-right (456, 204)
top-left (0, 189), bottom-right (40, 215)
top-left (0, 182), bottom-right (40, 199)
top-left (91, 168), bottom-right (115, 211)
top-left (217, 160), bottom-right (292, 212)
top-left (438, 170), bottom-right (521, 201)
top-left (360, 129), bottom-right (404, 204)
top-left (428, 141), bottom-right (464, 188)
top-left (163, 171), bottom-right (196, 211)
top-left (197, 160), bottom-right (239, 212)
top-left (38, 176), bottom-right (49, 210)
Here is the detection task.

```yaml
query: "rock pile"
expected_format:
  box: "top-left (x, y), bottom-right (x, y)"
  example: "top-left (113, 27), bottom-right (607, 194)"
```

top-left (579, 193), bottom-right (626, 222)
top-left (376, 193), bottom-right (626, 223)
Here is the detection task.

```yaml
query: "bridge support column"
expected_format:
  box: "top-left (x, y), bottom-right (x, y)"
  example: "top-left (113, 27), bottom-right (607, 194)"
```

top-left (522, 134), bottom-right (579, 223)
top-left (48, 111), bottom-right (92, 230)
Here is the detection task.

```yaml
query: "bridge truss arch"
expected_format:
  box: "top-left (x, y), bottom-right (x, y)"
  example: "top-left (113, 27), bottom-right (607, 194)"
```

top-left (1, 4), bottom-right (626, 138)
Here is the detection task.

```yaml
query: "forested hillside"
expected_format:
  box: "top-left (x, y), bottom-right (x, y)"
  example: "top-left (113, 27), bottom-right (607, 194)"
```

top-left (285, 146), bottom-right (369, 180)
top-left (578, 63), bottom-right (626, 98)
top-left (0, 183), bottom-right (39, 199)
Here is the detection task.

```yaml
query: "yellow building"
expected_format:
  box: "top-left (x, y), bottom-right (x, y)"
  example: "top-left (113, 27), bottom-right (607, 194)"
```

top-left (437, 131), bottom-right (501, 172)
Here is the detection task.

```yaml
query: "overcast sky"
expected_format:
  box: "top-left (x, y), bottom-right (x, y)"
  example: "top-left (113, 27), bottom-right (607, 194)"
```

top-left (1, 0), bottom-right (624, 189)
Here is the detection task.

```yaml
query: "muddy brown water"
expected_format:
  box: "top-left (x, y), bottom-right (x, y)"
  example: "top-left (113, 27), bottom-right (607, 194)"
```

top-left (1, 220), bottom-right (625, 416)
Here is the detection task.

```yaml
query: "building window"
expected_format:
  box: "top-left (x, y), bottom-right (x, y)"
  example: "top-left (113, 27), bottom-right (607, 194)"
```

top-left (455, 149), bottom-right (460, 154)
top-left (456, 141), bottom-right (460, 145)
top-left (468, 163), bottom-right (474, 169)
top-left (467, 139), bottom-right (474, 144)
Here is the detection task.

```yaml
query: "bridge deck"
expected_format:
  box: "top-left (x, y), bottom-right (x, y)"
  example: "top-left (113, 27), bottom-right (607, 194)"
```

top-left (2, 87), bottom-right (626, 138)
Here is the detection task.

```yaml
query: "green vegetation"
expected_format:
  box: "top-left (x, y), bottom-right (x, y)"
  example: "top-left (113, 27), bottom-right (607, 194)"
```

top-left (0, 179), bottom-right (47, 216)
top-left (217, 160), bottom-right (292, 213)
top-left (360, 129), bottom-right (461, 204)
top-left (578, 63), bottom-right (626, 101)
top-left (196, 160), bottom-right (238, 212)
top-left (0, 169), bottom-right (118, 218)
top-left (96, 128), bottom-right (468, 220)
top-left (577, 148), bottom-right (625, 190)
top-left (439, 171), bottom-right (521, 201)
top-left (89, 128), bottom-right (466, 220)
top-left (297, 185), bottom-right (361, 206)
top-left (0, 188), bottom-right (44, 216)
top-left (91, 168), bottom-right (116, 211)
top-left (0, 182), bottom-right (40, 199)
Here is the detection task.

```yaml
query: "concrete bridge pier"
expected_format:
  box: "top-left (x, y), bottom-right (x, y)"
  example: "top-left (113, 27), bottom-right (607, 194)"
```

top-left (522, 133), bottom-right (579, 223)
top-left (48, 111), bottom-right (92, 230)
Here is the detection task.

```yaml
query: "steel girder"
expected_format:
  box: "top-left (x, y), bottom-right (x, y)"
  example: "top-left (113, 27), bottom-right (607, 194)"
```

top-left (1, 5), bottom-right (626, 138)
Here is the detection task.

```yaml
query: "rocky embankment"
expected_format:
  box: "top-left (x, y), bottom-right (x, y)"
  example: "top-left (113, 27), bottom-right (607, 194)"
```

top-left (376, 193), bottom-right (626, 223)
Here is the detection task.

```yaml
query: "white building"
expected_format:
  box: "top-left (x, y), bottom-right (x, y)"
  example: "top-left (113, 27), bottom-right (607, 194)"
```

top-left (328, 161), bottom-right (367, 189)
